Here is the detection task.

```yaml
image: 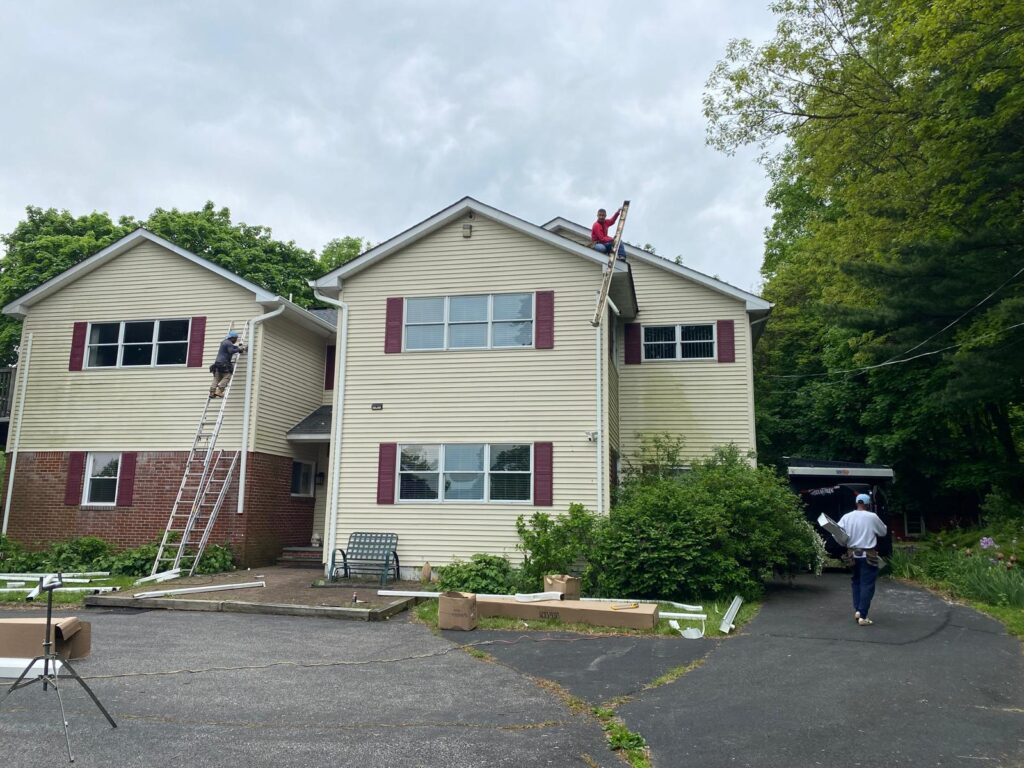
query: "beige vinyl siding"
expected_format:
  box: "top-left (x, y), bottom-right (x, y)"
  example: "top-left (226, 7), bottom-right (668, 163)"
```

top-left (252, 316), bottom-right (327, 456)
top-left (13, 242), bottom-right (260, 451)
top-left (311, 443), bottom-right (330, 540)
top-left (331, 214), bottom-right (602, 566)
top-left (618, 258), bottom-right (756, 462)
top-left (608, 321), bottom-right (620, 452)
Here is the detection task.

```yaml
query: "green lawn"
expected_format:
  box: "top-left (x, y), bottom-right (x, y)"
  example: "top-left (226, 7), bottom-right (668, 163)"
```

top-left (0, 575), bottom-right (139, 605)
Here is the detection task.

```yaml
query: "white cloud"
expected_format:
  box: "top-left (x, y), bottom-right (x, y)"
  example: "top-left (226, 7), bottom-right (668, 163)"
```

top-left (0, 0), bottom-right (779, 290)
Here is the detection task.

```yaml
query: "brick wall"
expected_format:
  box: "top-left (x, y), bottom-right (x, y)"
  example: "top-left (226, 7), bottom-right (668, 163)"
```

top-left (2, 450), bottom-right (314, 566)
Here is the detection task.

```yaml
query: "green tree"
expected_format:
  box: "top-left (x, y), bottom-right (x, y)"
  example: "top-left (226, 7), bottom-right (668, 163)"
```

top-left (319, 236), bottom-right (368, 272)
top-left (705, 0), bottom-right (1024, 513)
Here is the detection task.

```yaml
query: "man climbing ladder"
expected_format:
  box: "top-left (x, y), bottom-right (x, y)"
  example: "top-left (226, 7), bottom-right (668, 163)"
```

top-left (209, 330), bottom-right (247, 398)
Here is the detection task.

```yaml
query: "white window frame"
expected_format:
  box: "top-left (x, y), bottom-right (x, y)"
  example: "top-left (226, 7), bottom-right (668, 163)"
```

top-left (82, 452), bottom-right (121, 507)
top-left (396, 443), bottom-right (533, 504)
top-left (290, 460), bottom-right (315, 498)
top-left (641, 323), bottom-right (716, 362)
top-left (403, 293), bottom-right (535, 352)
top-left (84, 319), bottom-right (192, 369)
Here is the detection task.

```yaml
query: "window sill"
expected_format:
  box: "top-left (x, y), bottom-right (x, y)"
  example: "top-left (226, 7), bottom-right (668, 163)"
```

top-left (79, 505), bottom-right (120, 511)
top-left (290, 493), bottom-right (315, 499)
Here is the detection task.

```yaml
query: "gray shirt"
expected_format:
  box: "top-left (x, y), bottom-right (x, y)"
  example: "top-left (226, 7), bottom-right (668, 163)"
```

top-left (214, 338), bottom-right (242, 367)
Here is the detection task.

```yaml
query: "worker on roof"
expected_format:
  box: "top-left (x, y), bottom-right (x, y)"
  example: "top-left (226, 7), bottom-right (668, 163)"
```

top-left (591, 207), bottom-right (627, 261)
top-left (209, 330), bottom-right (246, 399)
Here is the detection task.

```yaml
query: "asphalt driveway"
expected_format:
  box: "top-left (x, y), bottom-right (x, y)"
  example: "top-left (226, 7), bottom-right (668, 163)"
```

top-left (1, 574), bottom-right (1021, 767)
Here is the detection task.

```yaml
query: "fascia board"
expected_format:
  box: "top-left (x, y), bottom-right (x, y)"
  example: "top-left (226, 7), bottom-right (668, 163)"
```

top-left (257, 298), bottom-right (336, 336)
top-left (314, 198), bottom-right (624, 289)
top-left (543, 219), bottom-right (772, 312)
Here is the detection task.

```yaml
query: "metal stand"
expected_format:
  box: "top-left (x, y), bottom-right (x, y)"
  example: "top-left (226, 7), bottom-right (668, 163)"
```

top-left (0, 574), bottom-right (116, 763)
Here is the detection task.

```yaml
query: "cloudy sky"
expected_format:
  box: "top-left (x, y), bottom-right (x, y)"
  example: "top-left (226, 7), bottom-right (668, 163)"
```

top-left (0, 1), bottom-right (779, 293)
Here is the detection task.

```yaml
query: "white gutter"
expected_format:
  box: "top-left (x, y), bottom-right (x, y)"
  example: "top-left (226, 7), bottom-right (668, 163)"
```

top-left (312, 288), bottom-right (349, 577)
top-left (594, 294), bottom-right (604, 516)
top-left (2, 333), bottom-right (32, 535)
top-left (236, 305), bottom-right (286, 515)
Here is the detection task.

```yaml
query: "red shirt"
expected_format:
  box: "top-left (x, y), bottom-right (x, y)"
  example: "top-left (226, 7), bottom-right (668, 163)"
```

top-left (590, 210), bottom-right (619, 244)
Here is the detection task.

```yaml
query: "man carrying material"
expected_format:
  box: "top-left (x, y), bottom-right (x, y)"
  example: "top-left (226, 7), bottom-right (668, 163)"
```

top-left (838, 493), bottom-right (888, 626)
top-left (209, 331), bottom-right (246, 398)
top-left (591, 207), bottom-right (627, 260)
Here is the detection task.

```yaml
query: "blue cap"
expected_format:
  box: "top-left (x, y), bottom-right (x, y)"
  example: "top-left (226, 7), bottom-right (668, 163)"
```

top-left (227, 330), bottom-right (239, 338)
top-left (856, 493), bottom-right (871, 505)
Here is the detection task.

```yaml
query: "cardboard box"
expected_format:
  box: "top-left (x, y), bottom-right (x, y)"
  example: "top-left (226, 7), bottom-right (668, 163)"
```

top-left (438, 591), bottom-right (478, 631)
top-left (477, 597), bottom-right (657, 630)
top-left (0, 617), bottom-right (92, 660)
top-left (543, 574), bottom-right (581, 600)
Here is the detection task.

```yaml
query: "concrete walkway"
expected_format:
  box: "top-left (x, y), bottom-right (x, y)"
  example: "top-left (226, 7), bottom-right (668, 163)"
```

top-left (619, 574), bottom-right (1024, 767)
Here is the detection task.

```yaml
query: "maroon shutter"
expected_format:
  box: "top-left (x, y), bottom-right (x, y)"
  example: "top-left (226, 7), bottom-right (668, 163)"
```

top-left (116, 452), bottom-right (137, 507)
top-left (69, 322), bottom-right (87, 371)
top-left (384, 298), bottom-right (403, 354)
top-left (535, 291), bottom-right (554, 349)
top-left (64, 452), bottom-right (86, 505)
top-left (533, 442), bottom-right (553, 506)
top-left (377, 443), bottom-right (397, 504)
top-left (324, 345), bottom-right (336, 390)
top-left (624, 323), bottom-right (642, 365)
top-left (717, 320), bottom-right (735, 363)
top-left (187, 316), bottom-right (207, 368)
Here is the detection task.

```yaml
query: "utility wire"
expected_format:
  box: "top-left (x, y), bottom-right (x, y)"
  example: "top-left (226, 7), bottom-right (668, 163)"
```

top-left (765, 320), bottom-right (1024, 379)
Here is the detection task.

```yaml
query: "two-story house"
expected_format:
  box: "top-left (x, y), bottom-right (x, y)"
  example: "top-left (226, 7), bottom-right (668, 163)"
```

top-left (1, 198), bottom-right (770, 571)
top-left (310, 197), bottom-right (770, 572)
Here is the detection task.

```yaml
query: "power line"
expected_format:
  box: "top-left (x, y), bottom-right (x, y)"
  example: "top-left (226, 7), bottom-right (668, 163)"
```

top-left (765, 320), bottom-right (1024, 379)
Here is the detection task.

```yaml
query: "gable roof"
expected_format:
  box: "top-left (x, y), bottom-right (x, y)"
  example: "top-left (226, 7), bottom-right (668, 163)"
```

top-left (542, 217), bottom-right (772, 313)
top-left (2, 228), bottom-right (335, 336)
top-left (313, 196), bottom-right (630, 289)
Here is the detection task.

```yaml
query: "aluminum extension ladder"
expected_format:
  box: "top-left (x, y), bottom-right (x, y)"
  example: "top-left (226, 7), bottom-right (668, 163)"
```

top-left (150, 323), bottom-right (249, 577)
top-left (591, 199), bottom-right (630, 328)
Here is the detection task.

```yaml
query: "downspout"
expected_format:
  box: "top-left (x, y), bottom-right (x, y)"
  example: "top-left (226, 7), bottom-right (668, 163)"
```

top-left (236, 305), bottom-right (286, 515)
top-left (594, 294), bottom-right (604, 516)
top-left (312, 288), bottom-right (349, 578)
top-left (2, 333), bottom-right (33, 535)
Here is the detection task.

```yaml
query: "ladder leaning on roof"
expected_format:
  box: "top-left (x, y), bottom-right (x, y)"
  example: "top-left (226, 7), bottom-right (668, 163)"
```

top-left (590, 199), bottom-right (630, 328)
top-left (149, 323), bottom-right (249, 577)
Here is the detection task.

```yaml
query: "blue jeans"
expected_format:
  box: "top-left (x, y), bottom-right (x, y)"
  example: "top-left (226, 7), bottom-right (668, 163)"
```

top-left (594, 242), bottom-right (626, 259)
top-left (851, 558), bottom-right (879, 618)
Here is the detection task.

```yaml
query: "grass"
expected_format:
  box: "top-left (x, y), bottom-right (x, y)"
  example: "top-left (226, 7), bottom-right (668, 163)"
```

top-left (0, 575), bottom-right (140, 605)
top-left (414, 596), bottom-right (760, 637)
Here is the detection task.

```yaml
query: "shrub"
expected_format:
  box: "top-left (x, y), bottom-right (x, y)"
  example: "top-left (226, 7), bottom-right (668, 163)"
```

top-left (195, 543), bottom-right (236, 575)
top-left (436, 554), bottom-right (519, 594)
top-left (516, 504), bottom-right (599, 591)
top-left (593, 445), bottom-right (820, 600)
top-left (891, 544), bottom-right (1024, 608)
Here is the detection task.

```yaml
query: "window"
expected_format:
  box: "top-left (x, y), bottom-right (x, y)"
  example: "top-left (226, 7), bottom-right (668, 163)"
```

top-left (398, 443), bottom-right (532, 502)
top-left (291, 461), bottom-right (315, 497)
top-left (642, 324), bottom-right (715, 361)
top-left (84, 452), bottom-right (120, 505)
top-left (404, 293), bottom-right (534, 351)
top-left (86, 319), bottom-right (190, 368)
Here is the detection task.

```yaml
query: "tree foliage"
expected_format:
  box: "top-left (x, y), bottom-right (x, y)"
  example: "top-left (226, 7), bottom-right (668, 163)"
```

top-left (705, 0), bottom-right (1024, 516)
top-left (0, 203), bottom-right (363, 365)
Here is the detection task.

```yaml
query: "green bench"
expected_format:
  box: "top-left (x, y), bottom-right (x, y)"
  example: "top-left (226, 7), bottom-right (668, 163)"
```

top-left (329, 532), bottom-right (400, 586)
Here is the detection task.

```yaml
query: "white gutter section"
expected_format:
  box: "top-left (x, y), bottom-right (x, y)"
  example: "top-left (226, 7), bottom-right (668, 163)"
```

top-left (594, 293), bottom-right (604, 516)
top-left (236, 306), bottom-right (286, 515)
top-left (312, 288), bottom-right (349, 577)
top-left (2, 333), bottom-right (32, 535)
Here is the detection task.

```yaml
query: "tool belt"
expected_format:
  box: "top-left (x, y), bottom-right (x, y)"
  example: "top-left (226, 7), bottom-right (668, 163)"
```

top-left (846, 548), bottom-right (880, 567)
top-left (209, 362), bottom-right (233, 375)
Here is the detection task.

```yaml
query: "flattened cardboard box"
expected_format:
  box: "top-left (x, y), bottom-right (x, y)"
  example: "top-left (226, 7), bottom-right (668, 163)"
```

top-left (477, 598), bottom-right (657, 630)
top-left (0, 617), bottom-right (92, 659)
top-left (543, 574), bottom-right (581, 600)
top-left (438, 591), bottom-right (478, 631)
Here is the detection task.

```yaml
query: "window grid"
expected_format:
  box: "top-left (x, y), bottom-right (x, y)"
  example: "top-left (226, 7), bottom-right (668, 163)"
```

top-left (83, 452), bottom-right (120, 506)
top-left (397, 443), bottom-right (533, 503)
top-left (641, 324), bottom-right (716, 361)
top-left (404, 293), bottom-right (534, 351)
top-left (85, 319), bottom-right (191, 369)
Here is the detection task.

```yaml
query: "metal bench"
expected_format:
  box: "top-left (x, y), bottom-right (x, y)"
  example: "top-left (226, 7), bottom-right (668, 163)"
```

top-left (329, 532), bottom-right (400, 586)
